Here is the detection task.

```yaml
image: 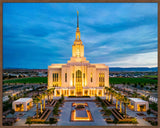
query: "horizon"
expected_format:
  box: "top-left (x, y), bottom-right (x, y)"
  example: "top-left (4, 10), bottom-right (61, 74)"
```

top-left (3, 3), bottom-right (158, 69)
top-left (3, 66), bottom-right (158, 70)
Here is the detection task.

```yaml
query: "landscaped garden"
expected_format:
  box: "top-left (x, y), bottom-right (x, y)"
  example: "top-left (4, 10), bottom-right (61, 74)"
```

top-left (26, 92), bottom-right (64, 125)
top-left (96, 87), bottom-right (138, 124)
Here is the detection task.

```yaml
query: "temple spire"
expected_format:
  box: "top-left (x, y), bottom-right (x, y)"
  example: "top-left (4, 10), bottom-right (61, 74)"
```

top-left (75, 11), bottom-right (81, 41)
top-left (77, 11), bottom-right (79, 28)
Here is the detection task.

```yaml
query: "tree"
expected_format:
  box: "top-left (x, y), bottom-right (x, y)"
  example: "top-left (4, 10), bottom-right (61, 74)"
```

top-left (50, 88), bottom-right (55, 99)
top-left (33, 97), bottom-right (40, 118)
top-left (147, 109), bottom-right (151, 115)
top-left (46, 89), bottom-right (52, 103)
top-left (110, 89), bottom-right (115, 104)
top-left (122, 96), bottom-right (130, 118)
top-left (42, 92), bottom-right (46, 109)
top-left (134, 83), bottom-right (137, 88)
top-left (117, 94), bottom-right (123, 113)
top-left (38, 95), bottom-right (43, 113)
top-left (140, 84), bottom-right (144, 89)
top-left (10, 109), bottom-right (15, 118)
top-left (8, 95), bottom-right (13, 102)
top-left (49, 118), bottom-right (56, 125)
top-left (105, 87), bottom-right (109, 100)
top-left (27, 116), bottom-right (32, 126)
top-left (32, 85), bottom-right (35, 91)
top-left (108, 88), bottom-right (112, 102)
top-left (115, 92), bottom-right (119, 109)
top-left (146, 95), bottom-right (150, 101)
top-left (61, 94), bottom-right (64, 101)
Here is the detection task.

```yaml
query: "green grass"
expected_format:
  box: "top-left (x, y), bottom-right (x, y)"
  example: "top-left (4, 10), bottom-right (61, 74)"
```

top-left (3, 77), bottom-right (157, 85)
top-left (109, 77), bottom-right (157, 84)
top-left (143, 75), bottom-right (157, 78)
top-left (3, 77), bottom-right (47, 84)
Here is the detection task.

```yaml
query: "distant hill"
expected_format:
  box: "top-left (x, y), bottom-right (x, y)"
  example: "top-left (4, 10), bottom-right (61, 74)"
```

top-left (109, 67), bottom-right (158, 72)
top-left (3, 67), bottom-right (157, 72)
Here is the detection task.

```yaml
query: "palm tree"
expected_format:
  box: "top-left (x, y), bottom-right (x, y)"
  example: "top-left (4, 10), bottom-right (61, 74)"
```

top-left (110, 89), bottom-right (115, 104)
top-left (115, 92), bottom-right (119, 109)
top-left (108, 88), bottom-right (112, 102)
top-left (42, 92), bottom-right (46, 109)
top-left (123, 97), bottom-right (130, 118)
top-left (46, 89), bottom-right (51, 103)
top-left (50, 88), bottom-right (55, 99)
top-left (105, 87), bottom-right (108, 99)
top-left (27, 116), bottom-right (32, 126)
top-left (8, 95), bottom-right (13, 102)
top-left (38, 95), bottom-right (43, 113)
top-left (105, 87), bottom-right (109, 99)
top-left (33, 97), bottom-right (40, 118)
top-left (117, 93), bottom-right (123, 113)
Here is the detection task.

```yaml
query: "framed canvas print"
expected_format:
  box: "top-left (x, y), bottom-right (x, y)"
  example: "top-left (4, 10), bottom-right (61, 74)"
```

top-left (1, 0), bottom-right (159, 128)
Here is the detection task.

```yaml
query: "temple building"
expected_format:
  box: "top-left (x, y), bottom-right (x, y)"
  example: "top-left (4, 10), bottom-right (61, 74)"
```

top-left (48, 11), bottom-right (109, 96)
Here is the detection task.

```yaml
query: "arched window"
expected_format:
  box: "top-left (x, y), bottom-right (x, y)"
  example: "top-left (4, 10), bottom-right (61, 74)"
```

top-left (65, 73), bottom-right (67, 82)
top-left (72, 73), bottom-right (74, 86)
top-left (76, 48), bottom-right (80, 57)
top-left (91, 73), bottom-right (93, 82)
top-left (99, 73), bottom-right (105, 87)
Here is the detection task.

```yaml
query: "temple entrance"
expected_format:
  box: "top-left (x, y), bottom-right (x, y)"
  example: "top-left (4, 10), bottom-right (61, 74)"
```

top-left (76, 70), bottom-right (82, 96)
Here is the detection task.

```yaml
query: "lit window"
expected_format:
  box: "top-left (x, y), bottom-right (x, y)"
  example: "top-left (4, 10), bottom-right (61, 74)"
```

top-left (72, 73), bottom-right (74, 86)
top-left (91, 73), bottom-right (93, 82)
top-left (99, 73), bottom-right (105, 87)
top-left (76, 48), bottom-right (80, 57)
top-left (65, 73), bottom-right (67, 82)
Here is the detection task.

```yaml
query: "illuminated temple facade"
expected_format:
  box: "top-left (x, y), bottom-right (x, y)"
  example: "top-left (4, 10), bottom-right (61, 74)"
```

top-left (48, 12), bottom-right (109, 96)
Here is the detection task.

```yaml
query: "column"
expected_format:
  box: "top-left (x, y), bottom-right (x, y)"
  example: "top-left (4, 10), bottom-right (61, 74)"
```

top-left (69, 89), bottom-right (70, 96)
top-left (60, 89), bottom-right (62, 96)
top-left (134, 103), bottom-right (137, 111)
top-left (102, 89), bottom-right (104, 96)
top-left (23, 102), bottom-right (27, 111)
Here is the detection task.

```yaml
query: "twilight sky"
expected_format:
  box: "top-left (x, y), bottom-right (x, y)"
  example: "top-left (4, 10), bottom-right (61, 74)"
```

top-left (3, 3), bottom-right (157, 69)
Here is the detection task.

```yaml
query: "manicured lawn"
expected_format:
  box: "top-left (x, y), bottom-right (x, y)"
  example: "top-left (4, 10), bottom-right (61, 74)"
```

top-left (3, 77), bottom-right (47, 84)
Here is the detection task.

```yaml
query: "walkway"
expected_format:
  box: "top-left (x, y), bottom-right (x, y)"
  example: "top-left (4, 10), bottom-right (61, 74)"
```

top-left (57, 101), bottom-right (107, 126)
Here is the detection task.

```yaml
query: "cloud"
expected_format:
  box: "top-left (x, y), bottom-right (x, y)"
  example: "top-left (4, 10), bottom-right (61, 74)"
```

top-left (106, 51), bottom-right (157, 67)
top-left (3, 3), bottom-right (158, 69)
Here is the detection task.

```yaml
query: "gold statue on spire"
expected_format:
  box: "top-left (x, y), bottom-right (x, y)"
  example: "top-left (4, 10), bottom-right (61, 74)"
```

top-left (77, 11), bottom-right (79, 28)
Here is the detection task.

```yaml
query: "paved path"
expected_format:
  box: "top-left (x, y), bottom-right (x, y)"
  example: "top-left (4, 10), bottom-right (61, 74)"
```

top-left (111, 97), bottom-right (152, 126)
top-left (13, 105), bottom-right (37, 126)
top-left (57, 101), bottom-right (107, 126)
top-left (11, 97), bottom-right (153, 126)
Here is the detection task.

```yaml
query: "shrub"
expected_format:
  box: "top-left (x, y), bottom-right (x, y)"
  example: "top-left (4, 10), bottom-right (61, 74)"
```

top-left (49, 118), bottom-right (57, 124)
top-left (147, 109), bottom-right (151, 115)
top-left (104, 109), bottom-right (112, 116)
